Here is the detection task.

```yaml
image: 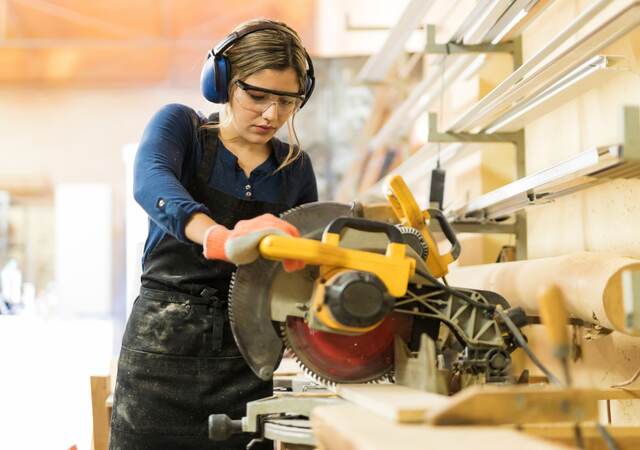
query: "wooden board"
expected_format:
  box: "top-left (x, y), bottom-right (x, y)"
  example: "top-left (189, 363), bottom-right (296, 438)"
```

top-left (335, 384), bottom-right (449, 423)
top-left (335, 384), bottom-right (630, 426)
top-left (311, 403), bottom-right (571, 450)
top-left (426, 385), bottom-right (598, 425)
top-left (518, 423), bottom-right (640, 450)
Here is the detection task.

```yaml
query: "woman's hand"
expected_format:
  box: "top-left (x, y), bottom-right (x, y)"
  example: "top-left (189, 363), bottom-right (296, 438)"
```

top-left (202, 213), bottom-right (305, 272)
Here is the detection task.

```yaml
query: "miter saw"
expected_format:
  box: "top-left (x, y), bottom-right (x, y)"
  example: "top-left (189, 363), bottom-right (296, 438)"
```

top-left (228, 175), bottom-right (527, 387)
top-left (209, 175), bottom-right (530, 445)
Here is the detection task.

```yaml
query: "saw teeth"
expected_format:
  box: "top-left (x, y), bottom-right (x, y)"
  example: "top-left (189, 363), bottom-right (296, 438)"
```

top-left (279, 321), bottom-right (337, 387)
top-left (228, 271), bottom-right (237, 328)
top-left (279, 321), bottom-right (392, 387)
top-left (396, 225), bottom-right (429, 259)
top-left (229, 201), bottom-right (367, 384)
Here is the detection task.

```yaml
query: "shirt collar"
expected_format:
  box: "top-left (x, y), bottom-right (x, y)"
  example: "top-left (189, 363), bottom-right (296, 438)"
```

top-left (216, 139), bottom-right (240, 170)
top-left (216, 138), bottom-right (283, 173)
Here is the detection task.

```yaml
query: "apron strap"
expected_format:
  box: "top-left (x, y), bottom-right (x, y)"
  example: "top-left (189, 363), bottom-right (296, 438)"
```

top-left (195, 131), bottom-right (218, 190)
top-left (200, 286), bottom-right (225, 353)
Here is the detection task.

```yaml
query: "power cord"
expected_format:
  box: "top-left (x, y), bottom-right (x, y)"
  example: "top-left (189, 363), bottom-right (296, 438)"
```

top-left (414, 268), bottom-right (495, 311)
top-left (416, 269), bottom-right (618, 450)
top-left (496, 307), bottom-right (563, 386)
top-left (413, 267), bottom-right (563, 386)
top-left (596, 422), bottom-right (619, 450)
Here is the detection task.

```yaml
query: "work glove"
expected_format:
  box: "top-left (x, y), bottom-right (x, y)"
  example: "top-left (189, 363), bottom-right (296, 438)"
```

top-left (203, 213), bottom-right (305, 272)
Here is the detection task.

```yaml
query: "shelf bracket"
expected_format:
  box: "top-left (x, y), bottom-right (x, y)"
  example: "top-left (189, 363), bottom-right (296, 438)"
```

top-left (428, 111), bottom-right (527, 260)
top-left (428, 112), bottom-right (525, 176)
top-left (425, 25), bottom-right (523, 68)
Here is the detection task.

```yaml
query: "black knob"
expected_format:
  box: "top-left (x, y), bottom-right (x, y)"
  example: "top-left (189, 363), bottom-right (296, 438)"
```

top-left (325, 271), bottom-right (393, 328)
top-left (506, 307), bottom-right (528, 328)
top-left (208, 414), bottom-right (242, 441)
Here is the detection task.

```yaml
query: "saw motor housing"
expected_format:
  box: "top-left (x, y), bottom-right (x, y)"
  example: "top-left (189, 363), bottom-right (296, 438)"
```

top-left (308, 269), bottom-right (394, 334)
top-left (260, 215), bottom-right (416, 335)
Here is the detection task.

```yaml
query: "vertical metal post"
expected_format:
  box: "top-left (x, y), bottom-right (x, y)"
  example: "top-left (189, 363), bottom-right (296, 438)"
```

top-left (623, 105), bottom-right (640, 159)
top-left (511, 35), bottom-right (523, 70)
top-left (514, 128), bottom-right (526, 260)
top-left (427, 112), bottom-right (527, 259)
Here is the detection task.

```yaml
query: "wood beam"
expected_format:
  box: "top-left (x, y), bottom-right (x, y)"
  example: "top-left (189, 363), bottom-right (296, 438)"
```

top-left (446, 252), bottom-right (640, 335)
top-left (8, 0), bottom-right (149, 38)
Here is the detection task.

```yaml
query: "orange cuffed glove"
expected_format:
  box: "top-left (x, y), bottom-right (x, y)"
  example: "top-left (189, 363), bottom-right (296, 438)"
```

top-left (202, 213), bottom-right (305, 272)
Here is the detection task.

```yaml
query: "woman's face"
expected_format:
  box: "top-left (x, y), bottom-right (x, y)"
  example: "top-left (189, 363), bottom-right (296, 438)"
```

top-left (228, 67), bottom-right (301, 146)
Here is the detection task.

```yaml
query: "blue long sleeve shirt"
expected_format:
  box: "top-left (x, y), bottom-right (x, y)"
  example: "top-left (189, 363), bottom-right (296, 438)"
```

top-left (134, 103), bottom-right (318, 262)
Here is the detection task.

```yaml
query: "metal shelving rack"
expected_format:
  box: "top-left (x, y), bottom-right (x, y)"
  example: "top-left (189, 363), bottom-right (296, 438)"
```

top-left (361, 0), bottom-right (545, 154)
top-left (449, 106), bottom-right (640, 221)
top-left (361, 0), bottom-right (640, 261)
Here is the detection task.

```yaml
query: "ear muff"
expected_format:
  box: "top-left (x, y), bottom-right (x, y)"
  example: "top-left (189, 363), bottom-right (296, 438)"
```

top-left (201, 22), bottom-right (316, 108)
top-left (200, 51), bottom-right (231, 103)
top-left (299, 55), bottom-right (315, 109)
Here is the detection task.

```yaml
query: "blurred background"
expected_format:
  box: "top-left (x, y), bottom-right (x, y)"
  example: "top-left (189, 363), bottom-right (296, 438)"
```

top-left (2, 0), bottom-right (639, 448)
top-left (0, 1), bottom-right (407, 448)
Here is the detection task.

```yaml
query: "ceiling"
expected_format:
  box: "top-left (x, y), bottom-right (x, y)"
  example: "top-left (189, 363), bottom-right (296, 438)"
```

top-left (0, 0), bottom-right (316, 86)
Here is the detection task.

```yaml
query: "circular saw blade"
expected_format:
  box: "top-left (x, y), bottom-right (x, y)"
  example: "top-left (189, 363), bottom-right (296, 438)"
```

top-left (229, 202), bottom-right (359, 380)
top-left (282, 313), bottom-right (413, 385)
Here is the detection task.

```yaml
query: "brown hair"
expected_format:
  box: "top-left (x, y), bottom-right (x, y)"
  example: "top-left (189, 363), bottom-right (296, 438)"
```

top-left (204, 18), bottom-right (309, 171)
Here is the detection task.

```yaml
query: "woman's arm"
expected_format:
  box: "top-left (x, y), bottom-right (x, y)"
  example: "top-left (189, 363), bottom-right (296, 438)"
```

top-left (185, 212), bottom-right (217, 245)
top-left (133, 104), bottom-right (212, 243)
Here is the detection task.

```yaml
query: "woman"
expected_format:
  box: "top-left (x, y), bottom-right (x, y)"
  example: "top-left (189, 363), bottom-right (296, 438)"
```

top-left (109, 19), bottom-right (318, 450)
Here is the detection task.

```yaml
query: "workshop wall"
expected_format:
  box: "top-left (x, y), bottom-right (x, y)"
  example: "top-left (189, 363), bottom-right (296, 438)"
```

top-left (512, 0), bottom-right (640, 424)
top-left (362, 0), bottom-right (640, 423)
top-left (0, 87), bottom-right (212, 313)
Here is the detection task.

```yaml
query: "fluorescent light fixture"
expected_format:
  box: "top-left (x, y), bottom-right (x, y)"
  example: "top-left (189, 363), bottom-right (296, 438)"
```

top-left (490, 9), bottom-right (528, 44)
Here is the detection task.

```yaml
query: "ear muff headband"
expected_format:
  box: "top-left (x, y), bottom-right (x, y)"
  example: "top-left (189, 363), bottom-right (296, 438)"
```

top-left (201, 23), bottom-right (315, 108)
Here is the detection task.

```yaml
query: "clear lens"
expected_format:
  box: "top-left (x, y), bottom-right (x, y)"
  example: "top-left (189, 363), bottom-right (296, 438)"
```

top-left (235, 85), bottom-right (301, 115)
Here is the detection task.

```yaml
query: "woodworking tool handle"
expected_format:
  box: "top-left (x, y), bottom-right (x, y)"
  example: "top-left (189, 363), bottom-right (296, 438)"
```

top-left (208, 414), bottom-right (243, 440)
top-left (538, 285), bottom-right (570, 359)
top-left (324, 216), bottom-right (404, 243)
top-left (538, 284), bottom-right (573, 386)
top-left (427, 209), bottom-right (461, 260)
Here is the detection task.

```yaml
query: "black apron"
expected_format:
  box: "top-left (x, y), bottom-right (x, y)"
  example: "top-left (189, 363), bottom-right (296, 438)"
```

top-left (109, 119), bottom-right (289, 450)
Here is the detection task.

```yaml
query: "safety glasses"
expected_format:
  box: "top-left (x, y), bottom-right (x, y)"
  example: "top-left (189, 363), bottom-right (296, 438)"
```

top-left (234, 80), bottom-right (304, 116)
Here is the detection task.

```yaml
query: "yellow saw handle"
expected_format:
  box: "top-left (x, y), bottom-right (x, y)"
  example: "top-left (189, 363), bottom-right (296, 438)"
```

top-left (384, 175), bottom-right (459, 278)
top-left (259, 217), bottom-right (415, 298)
